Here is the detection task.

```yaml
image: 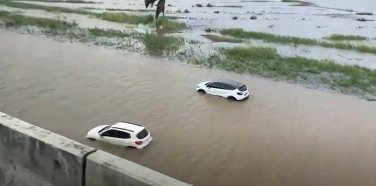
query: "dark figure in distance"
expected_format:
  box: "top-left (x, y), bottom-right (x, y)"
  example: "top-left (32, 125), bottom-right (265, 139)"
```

top-left (145, 0), bottom-right (165, 18)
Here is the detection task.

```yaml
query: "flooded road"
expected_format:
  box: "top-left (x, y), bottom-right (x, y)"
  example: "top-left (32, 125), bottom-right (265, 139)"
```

top-left (1, 30), bottom-right (376, 186)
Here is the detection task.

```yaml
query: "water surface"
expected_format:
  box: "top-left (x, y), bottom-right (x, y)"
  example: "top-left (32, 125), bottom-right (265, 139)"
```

top-left (1, 30), bottom-right (376, 186)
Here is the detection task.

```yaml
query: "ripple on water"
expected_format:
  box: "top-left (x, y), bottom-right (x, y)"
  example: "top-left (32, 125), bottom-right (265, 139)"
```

top-left (1, 30), bottom-right (376, 186)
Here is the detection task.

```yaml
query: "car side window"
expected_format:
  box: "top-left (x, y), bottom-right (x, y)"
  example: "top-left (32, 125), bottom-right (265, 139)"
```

top-left (117, 131), bottom-right (131, 139)
top-left (209, 82), bottom-right (221, 89)
top-left (220, 83), bottom-right (233, 90)
top-left (217, 83), bottom-right (227, 89)
top-left (213, 82), bottom-right (227, 89)
top-left (101, 129), bottom-right (118, 138)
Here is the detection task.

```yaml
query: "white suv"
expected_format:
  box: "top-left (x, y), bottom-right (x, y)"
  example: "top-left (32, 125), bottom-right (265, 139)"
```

top-left (86, 121), bottom-right (153, 149)
top-left (196, 80), bottom-right (249, 101)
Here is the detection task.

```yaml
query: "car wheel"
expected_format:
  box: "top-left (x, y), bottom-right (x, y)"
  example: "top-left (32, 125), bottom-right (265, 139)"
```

top-left (227, 96), bottom-right (237, 101)
top-left (197, 89), bottom-right (206, 93)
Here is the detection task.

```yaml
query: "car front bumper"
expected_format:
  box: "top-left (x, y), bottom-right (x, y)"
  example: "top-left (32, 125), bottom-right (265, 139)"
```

top-left (239, 95), bottom-right (249, 101)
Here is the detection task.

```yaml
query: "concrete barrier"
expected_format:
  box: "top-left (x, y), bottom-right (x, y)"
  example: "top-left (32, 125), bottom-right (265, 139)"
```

top-left (0, 112), bottom-right (193, 186)
top-left (86, 150), bottom-right (193, 186)
top-left (0, 112), bottom-right (96, 186)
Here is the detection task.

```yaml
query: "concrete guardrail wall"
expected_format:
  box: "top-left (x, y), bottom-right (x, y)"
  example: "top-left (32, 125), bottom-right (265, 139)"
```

top-left (0, 112), bottom-right (192, 186)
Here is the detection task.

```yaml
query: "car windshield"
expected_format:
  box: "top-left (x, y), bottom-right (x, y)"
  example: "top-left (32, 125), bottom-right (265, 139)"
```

top-left (238, 85), bottom-right (247, 91)
top-left (136, 129), bottom-right (149, 139)
top-left (98, 126), bottom-right (110, 133)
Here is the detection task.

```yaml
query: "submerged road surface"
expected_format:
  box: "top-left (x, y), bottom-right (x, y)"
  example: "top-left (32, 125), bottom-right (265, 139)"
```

top-left (1, 30), bottom-right (376, 186)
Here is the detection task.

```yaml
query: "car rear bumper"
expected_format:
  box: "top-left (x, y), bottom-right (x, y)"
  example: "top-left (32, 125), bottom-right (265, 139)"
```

top-left (135, 136), bottom-right (153, 149)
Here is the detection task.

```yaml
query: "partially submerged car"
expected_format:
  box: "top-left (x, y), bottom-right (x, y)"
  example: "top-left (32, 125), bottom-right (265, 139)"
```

top-left (86, 121), bottom-right (152, 149)
top-left (196, 79), bottom-right (249, 101)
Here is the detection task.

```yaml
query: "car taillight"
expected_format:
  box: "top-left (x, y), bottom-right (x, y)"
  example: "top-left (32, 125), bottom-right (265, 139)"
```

top-left (135, 141), bottom-right (143, 145)
top-left (237, 92), bottom-right (243, 95)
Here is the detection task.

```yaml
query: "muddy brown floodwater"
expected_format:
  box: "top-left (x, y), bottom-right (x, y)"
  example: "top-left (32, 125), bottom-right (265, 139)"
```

top-left (1, 30), bottom-right (376, 186)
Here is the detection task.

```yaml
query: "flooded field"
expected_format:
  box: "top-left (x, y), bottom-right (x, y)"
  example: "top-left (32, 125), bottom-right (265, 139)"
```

top-left (1, 0), bottom-right (376, 66)
top-left (2, 30), bottom-right (376, 186)
top-left (16, 0), bottom-right (376, 38)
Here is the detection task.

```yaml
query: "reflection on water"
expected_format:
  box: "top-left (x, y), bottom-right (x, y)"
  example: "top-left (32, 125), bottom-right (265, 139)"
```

top-left (1, 30), bottom-right (376, 186)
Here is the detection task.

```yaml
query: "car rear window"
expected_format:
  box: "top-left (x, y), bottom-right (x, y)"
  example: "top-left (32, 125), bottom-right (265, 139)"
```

top-left (136, 129), bottom-right (149, 139)
top-left (238, 85), bottom-right (247, 91)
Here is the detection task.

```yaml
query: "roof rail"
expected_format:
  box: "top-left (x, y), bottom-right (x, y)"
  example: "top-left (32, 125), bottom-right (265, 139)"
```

top-left (120, 121), bottom-right (142, 126)
top-left (112, 127), bottom-right (134, 133)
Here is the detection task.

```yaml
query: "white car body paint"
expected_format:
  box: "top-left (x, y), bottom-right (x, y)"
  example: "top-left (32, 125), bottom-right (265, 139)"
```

top-left (86, 122), bottom-right (152, 149)
top-left (196, 80), bottom-right (250, 101)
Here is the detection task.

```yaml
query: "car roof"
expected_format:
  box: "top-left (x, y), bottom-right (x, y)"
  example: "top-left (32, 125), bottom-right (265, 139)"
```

top-left (212, 79), bottom-right (245, 88)
top-left (110, 121), bottom-right (145, 133)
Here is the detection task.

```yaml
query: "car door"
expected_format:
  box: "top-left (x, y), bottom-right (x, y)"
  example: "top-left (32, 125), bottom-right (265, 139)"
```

top-left (216, 82), bottom-right (232, 97)
top-left (99, 129), bottom-right (120, 144)
top-left (116, 131), bottom-right (132, 146)
top-left (207, 82), bottom-right (223, 96)
top-left (208, 82), bottom-right (227, 97)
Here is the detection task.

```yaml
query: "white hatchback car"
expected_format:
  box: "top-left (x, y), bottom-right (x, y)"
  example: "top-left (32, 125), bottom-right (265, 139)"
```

top-left (196, 80), bottom-right (249, 101)
top-left (86, 121), bottom-right (152, 149)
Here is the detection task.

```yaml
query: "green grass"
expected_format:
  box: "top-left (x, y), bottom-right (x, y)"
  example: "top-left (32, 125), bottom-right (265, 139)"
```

top-left (87, 27), bottom-right (132, 38)
top-left (93, 13), bottom-right (185, 32)
top-left (0, 0), bottom-right (186, 32)
top-left (87, 29), bottom-right (184, 56)
top-left (0, 11), bottom-right (184, 56)
top-left (220, 28), bottom-right (376, 55)
top-left (155, 17), bottom-right (186, 32)
top-left (140, 33), bottom-right (184, 56)
top-left (324, 34), bottom-right (367, 41)
top-left (0, 0), bottom-right (88, 14)
top-left (83, 7), bottom-right (155, 12)
top-left (87, 29), bottom-right (184, 55)
top-left (201, 34), bottom-right (243, 43)
top-left (13, 0), bottom-right (99, 4)
top-left (193, 47), bottom-right (376, 94)
top-left (0, 10), bottom-right (77, 28)
top-left (93, 12), bottom-right (154, 25)
top-left (281, 0), bottom-right (315, 6)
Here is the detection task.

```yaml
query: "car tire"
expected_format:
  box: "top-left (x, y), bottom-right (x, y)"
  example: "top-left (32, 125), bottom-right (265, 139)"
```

top-left (227, 96), bottom-right (237, 101)
top-left (197, 89), bottom-right (206, 93)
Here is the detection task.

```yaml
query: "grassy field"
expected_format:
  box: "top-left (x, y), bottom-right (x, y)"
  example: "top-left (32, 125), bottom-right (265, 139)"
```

top-left (1, 10), bottom-right (375, 95)
top-left (220, 28), bottom-right (376, 55)
top-left (0, 10), bottom-right (184, 55)
top-left (0, 10), bottom-right (77, 28)
top-left (13, 0), bottom-right (99, 4)
top-left (201, 34), bottom-right (243, 43)
top-left (193, 47), bottom-right (376, 94)
top-left (324, 34), bottom-right (367, 41)
top-left (0, 0), bottom-right (87, 13)
top-left (0, 0), bottom-right (186, 32)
